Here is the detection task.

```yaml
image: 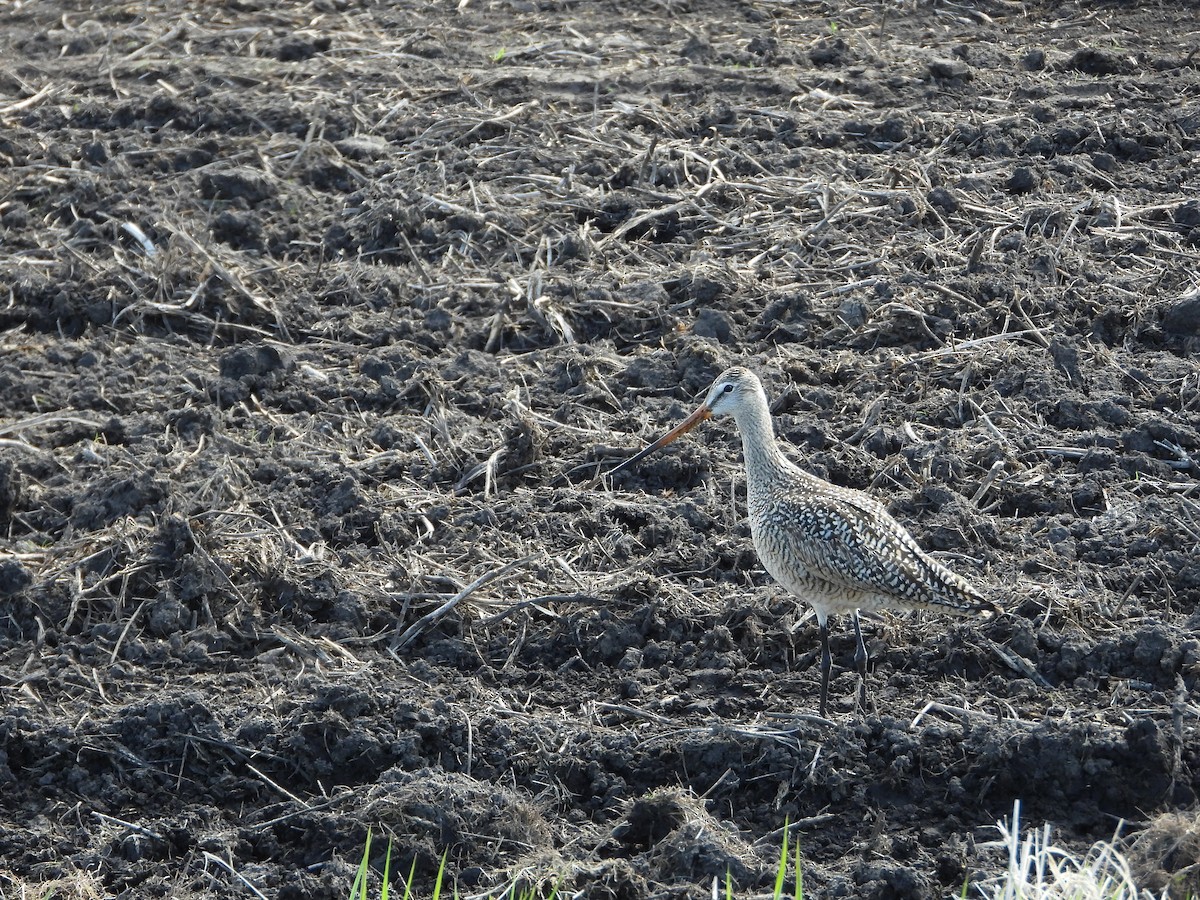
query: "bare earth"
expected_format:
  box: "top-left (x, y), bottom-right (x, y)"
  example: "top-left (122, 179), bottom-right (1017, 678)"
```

top-left (1, 0), bottom-right (1198, 897)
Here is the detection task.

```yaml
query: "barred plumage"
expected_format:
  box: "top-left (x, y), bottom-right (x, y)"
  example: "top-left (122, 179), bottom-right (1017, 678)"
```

top-left (612, 366), bottom-right (996, 716)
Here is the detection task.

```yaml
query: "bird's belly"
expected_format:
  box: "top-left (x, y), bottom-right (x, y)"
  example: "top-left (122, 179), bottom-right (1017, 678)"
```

top-left (751, 518), bottom-right (877, 614)
top-left (763, 560), bottom-right (876, 613)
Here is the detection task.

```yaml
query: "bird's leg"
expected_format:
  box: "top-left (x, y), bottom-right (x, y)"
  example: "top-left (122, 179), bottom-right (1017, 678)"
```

top-left (852, 611), bottom-right (868, 712)
top-left (818, 617), bottom-right (832, 717)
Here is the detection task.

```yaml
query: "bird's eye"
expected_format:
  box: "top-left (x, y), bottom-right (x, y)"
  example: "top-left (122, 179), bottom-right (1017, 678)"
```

top-left (722, 383), bottom-right (734, 393)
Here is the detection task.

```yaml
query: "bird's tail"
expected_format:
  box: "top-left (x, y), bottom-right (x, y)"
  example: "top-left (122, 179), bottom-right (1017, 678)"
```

top-left (925, 573), bottom-right (999, 618)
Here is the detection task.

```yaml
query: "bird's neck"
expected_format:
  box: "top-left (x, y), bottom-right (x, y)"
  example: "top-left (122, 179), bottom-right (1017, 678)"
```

top-left (733, 389), bottom-right (789, 476)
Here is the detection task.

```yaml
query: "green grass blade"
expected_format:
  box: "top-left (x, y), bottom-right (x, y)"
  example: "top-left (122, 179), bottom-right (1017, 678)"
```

top-left (349, 829), bottom-right (372, 900)
top-left (401, 856), bottom-right (416, 900)
top-left (431, 849), bottom-right (448, 900)
top-left (381, 837), bottom-right (393, 900)
top-left (773, 818), bottom-right (789, 900)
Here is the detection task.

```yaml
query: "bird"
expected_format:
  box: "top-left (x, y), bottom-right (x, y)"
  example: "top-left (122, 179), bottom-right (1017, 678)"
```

top-left (610, 365), bottom-right (996, 716)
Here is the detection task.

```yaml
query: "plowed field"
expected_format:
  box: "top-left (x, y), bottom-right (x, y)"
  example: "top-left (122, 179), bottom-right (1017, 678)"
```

top-left (1, 1), bottom-right (1198, 897)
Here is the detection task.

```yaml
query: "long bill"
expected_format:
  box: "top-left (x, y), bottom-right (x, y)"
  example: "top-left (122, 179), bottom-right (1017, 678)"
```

top-left (609, 403), bottom-right (712, 476)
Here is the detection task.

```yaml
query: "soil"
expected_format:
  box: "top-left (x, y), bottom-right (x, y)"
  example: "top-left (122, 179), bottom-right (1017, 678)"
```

top-left (1, 0), bottom-right (1198, 898)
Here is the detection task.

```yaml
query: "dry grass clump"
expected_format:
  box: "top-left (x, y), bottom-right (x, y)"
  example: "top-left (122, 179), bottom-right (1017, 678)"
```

top-left (1127, 809), bottom-right (1200, 900)
top-left (978, 801), bottom-right (1174, 900)
top-left (0, 871), bottom-right (104, 900)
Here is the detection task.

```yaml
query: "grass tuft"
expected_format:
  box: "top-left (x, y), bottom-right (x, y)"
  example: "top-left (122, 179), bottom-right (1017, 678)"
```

top-left (767, 817), bottom-right (804, 900)
top-left (349, 837), bottom-right (559, 900)
top-left (979, 800), bottom-right (1171, 900)
top-left (349, 831), bottom-right (407, 900)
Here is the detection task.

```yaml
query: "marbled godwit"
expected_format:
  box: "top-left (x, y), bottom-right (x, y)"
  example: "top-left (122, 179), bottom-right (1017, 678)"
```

top-left (612, 366), bottom-right (995, 715)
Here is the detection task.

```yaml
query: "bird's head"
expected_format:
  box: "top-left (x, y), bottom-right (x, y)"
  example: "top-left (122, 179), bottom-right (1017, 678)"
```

top-left (702, 366), bottom-right (764, 418)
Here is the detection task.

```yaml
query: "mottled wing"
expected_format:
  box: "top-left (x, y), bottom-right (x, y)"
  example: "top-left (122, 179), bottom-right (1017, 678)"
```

top-left (758, 490), bottom-right (989, 614)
